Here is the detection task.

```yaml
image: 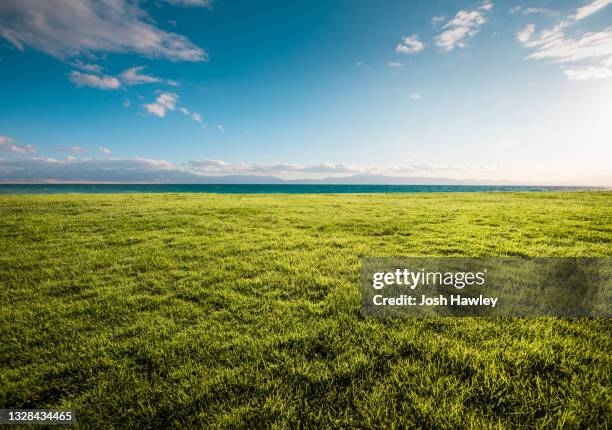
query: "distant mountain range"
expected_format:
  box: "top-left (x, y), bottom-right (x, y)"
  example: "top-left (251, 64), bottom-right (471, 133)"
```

top-left (284, 174), bottom-right (520, 185)
top-left (1, 170), bottom-right (524, 185)
top-left (2, 168), bottom-right (609, 187)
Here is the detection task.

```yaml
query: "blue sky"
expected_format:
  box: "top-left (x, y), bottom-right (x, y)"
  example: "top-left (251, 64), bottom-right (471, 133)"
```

top-left (1, 0), bottom-right (611, 184)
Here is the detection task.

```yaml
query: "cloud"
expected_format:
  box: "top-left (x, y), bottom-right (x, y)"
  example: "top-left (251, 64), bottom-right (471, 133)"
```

top-left (387, 62), bottom-right (404, 67)
top-left (563, 65), bottom-right (612, 80)
top-left (69, 66), bottom-right (173, 90)
top-left (516, 24), bottom-right (535, 43)
top-left (509, 6), bottom-right (555, 16)
top-left (525, 26), bottom-right (612, 63)
top-left (479, 2), bottom-right (493, 11)
top-left (517, 0), bottom-right (612, 81)
top-left (191, 112), bottom-right (204, 126)
top-left (217, 125), bottom-right (224, 132)
top-left (574, 0), bottom-right (612, 20)
top-left (161, 0), bottom-right (213, 7)
top-left (523, 7), bottom-right (552, 15)
top-left (409, 93), bottom-right (421, 100)
top-left (0, 135), bottom-right (36, 154)
top-left (142, 92), bottom-right (203, 125)
top-left (69, 70), bottom-right (121, 89)
top-left (119, 66), bottom-right (161, 85)
top-left (71, 60), bottom-right (103, 73)
top-left (98, 147), bottom-right (111, 154)
top-left (185, 160), bottom-right (478, 176)
top-left (0, 0), bottom-right (207, 62)
top-left (143, 91), bottom-right (178, 117)
top-left (186, 160), bottom-right (368, 175)
top-left (0, 156), bottom-right (182, 182)
top-left (123, 99), bottom-right (131, 108)
top-left (434, 2), bottom-right (492, 52)
top-left (57, 146), bottom-right (82, 153)
top-left (0, 155), bottom-right (512, 182)
top-left (395, 35), bottom-right (424, 54)
top-left (432, 16), bottom-right (446, 27)
top-left (187, 159), bottom-right (234, 172)
top-left (518, 0), bottom-right (612, 61)
top-left (176, 106), bottom-right (204, 126)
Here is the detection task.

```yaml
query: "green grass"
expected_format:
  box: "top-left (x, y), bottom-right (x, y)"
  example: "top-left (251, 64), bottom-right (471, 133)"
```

top-left (1, 192), bottom-right (611, 428)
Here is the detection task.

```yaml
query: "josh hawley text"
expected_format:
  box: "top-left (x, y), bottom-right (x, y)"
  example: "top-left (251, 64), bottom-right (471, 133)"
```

top-left (372, 294), bottom-right (499, 307)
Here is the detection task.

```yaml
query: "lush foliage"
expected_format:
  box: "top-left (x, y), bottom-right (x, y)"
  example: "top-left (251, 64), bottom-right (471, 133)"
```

top-left (1, 192), bottom-right (611, 428)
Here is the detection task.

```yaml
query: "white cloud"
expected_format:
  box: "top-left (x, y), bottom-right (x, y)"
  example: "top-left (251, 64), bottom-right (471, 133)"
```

top-left (524, 7), bottom-right (553, 15)
top-left (70, 66), bottom-right (169, 90)
top-left (574, 0), bottom-right (612, 20)
top-left (516, 24), bottom-right (535, 43)
top-left (176, 106), bottom-right (204, 126)
top-left (191, 112), bottom-right (204, 125)
top-left (119, 66), bottom-right (161, 85)
top-left (510, 6), bottom-right (555, 16)
top-left (522, 0), bottom-right (612, 71)
top-left (71, 60), bottom-right (103, 73)
top-left (217, 125), bottom-right (224, 132)
top-left (144, 104), bottom-right (167, 118)
top-left (521, 21), bottom-right (568, 49)
top-left (526, 26), bottom-right (612, 63)
top-left (1, 156), bottom-right (609, 184)
top-left (563, 65), bottom-right (612, 80)
top-left (2, 156), bottom-right (172, 169)
top-left (434, 2), bottom-right (492, 52)
top-left (143, 92), bottom-right (178, 117)
top-left (387, 62), bottom-right (404, 67)
top-left (123, 99), bottom-right (130, 108)
top-left (395, 35), bottom-right (424, 54)
top-left (0, 156), bottom-right (181, 182)
top-left (58, 146), bottom-right (82, 153)
top-left (69, 70), bottom-right (121, 89)
top-left (187, 160), bottom-right (368, 175)
top-left (0, 0), bottom-right (207, 62)
top-left (98, 147), bottom-right (111, 154)
top-left (187, 159), bottom-right (233, 172)
top-left (0, 155), bottom-right (608, 185)
top-left (185, 160), bottom-right (480, 176)
top-left (432, 16), bottom-right (446, 27)
top-left (517, 0), bottom-right (612, 81)
top-left (479, 2), bottom-right (493, 11)
top-left (409, 93), bottom-right (421, 100)
top-left (0, 135), bottom-right (36, 154)
top-left (161, 0), bottom-right (213, 7)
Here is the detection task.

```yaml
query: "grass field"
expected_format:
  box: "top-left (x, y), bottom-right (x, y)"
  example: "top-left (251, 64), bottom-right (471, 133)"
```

top-left (1, 192), bottom-right (611, 428)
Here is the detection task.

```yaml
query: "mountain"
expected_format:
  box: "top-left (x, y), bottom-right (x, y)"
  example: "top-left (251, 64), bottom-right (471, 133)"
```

top-left (285, 174), bottom-right (520, 185)
top-left (0, 170), bottom-right (524, 185)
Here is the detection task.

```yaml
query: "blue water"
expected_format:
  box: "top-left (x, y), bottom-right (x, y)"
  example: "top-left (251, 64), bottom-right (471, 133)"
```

top-left (0, 184), bottom-right (592, 194)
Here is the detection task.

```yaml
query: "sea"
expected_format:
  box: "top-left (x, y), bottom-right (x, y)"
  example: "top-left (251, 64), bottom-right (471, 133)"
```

top-left (0, 184), bottom-right (595, 194)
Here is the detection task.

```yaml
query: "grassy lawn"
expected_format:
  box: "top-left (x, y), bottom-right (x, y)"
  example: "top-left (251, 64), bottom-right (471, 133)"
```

top-left (1, 192), bottom-right (611, 428)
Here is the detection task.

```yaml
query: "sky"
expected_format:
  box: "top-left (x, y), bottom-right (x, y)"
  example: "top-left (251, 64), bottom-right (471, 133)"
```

top-left (0, 0), bottom-right (611, 185)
